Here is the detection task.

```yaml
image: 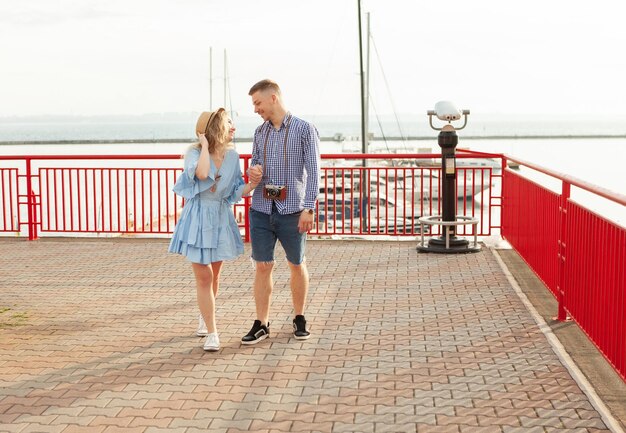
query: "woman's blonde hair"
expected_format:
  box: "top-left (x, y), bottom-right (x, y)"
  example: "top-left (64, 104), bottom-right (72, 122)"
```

top-left (192, 108), bottom-right (232, 153)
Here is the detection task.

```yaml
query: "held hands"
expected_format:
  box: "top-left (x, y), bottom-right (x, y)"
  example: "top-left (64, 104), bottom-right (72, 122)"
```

top-left (248, 165), bottom-right (263, 186)
top-left (242, 165), bottom-right (262, 196)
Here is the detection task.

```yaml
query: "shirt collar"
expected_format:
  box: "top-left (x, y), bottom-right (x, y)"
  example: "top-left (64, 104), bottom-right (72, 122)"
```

top-left (281, 112), bottom-right (292, 128)
top-left (266, 112), bottom-right (292, 131)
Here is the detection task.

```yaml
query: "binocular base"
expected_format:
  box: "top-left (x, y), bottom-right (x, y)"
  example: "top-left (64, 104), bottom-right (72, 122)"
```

top-left (417, 236), bottom-right (481, 254)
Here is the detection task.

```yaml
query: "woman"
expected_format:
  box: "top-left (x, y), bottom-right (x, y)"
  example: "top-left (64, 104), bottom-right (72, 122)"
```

top-left (169, 108), bottom-right (262, 351)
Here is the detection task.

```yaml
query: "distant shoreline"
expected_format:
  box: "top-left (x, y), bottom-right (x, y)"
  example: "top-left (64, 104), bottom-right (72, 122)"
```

top-left (2, 134), bottom-right (626, 145)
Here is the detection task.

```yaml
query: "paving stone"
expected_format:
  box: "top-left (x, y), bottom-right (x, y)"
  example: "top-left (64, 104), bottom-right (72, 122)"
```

top-left (458, 426), bottom-right (502, 433)
top-left (62, 426), bottom-right (107, 433)
top-left (207, 418), bottom-right (253, 430)
top-left (559, 417), bottom-right (609, 429)
top-left (144, 428), bottom-right (188, 433)
top-left (416, 425), bottom-right (461, 433)
top-left (502, 428), bottom-right (546, 433)
top-left (48, 415), bottom-right (95, 426)
top-left (272, 410), bottom-right (315, 423)
top-left (248, 420), bottom-right (293, 432)
top-left (167, 417), bottom-right (212, 429)
top-left (15, 424), bottom-right (66, 433)
top-left (330, 422), bottom-right (375, 432)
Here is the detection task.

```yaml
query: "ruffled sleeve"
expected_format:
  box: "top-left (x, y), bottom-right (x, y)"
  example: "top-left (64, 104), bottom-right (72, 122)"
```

top-left (225, 154), bottom-right (246, 204)
top-left (172, 147), bottom-right (216, 199)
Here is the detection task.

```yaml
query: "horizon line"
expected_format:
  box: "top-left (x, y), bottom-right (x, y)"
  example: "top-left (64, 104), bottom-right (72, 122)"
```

top-left (3, 112), bottom-right (626, 121)
top-left (3, 134), bottom-right (626, 145)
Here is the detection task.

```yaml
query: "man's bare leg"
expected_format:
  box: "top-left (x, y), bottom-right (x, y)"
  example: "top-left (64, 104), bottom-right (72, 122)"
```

top-left (288, 261), bottom-right (309, 315)
top-left (254, 262), bottom-right (274, 325)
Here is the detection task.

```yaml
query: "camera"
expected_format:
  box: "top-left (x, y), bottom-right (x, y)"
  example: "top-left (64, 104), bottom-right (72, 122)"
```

top-left (263, 184), bottom-right (287, 201)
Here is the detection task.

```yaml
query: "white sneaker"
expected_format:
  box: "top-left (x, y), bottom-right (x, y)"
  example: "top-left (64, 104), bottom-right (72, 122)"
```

top-left (196, 315), bottom-right (208, 337)
top-left (203, 332), bottom-right (220, 352)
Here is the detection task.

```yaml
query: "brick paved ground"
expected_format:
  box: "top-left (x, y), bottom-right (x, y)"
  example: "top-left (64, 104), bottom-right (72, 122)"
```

top-left (0, 238), bottom-right (619, 432)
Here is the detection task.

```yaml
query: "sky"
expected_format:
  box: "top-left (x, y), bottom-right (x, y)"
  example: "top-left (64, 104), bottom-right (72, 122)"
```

top-left (1, 0), bottom-right (626, 118)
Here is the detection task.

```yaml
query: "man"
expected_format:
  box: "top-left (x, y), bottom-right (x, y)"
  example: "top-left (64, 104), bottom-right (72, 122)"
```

top-left (241, 79), bottom-right (320, 344)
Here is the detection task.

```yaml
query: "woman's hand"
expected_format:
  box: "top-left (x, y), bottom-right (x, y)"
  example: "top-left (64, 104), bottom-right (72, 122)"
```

top-left (198, 133), bottom-right (209, 149)
top-left (243, 165), bottom-right (263, 196)
top-left (248, 165), bottom-right (263, 186)
top-left (195, 133), bottom-right (211, 180)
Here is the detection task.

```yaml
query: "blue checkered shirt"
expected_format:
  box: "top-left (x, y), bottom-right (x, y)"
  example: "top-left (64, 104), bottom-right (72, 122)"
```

top-left (250, 113), bottom-right (320, 215)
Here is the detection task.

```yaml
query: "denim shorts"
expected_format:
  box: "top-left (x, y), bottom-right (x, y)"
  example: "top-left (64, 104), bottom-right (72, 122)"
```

top-left (249, 206), bottom-right (307, 265)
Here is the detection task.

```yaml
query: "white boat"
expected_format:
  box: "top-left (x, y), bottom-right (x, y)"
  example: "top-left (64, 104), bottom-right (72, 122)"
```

top-left (320, 160), bottom-right (494, 205)
top-left (375, 169), bottom-right (490, 201)
top-left (315, 191), bottom-right (422, 234)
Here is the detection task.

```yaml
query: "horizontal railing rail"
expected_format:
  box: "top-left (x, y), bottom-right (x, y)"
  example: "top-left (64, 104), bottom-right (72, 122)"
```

top-left (502, 155), bottom-right (626, 382)
top-left (0, 153), bottom-right (501, 240)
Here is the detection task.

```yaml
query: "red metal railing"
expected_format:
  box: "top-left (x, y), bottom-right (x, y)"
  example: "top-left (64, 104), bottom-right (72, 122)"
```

top-left (0, 167), bottom-right (19, 232)
top-left (10, 155), bottom-right (252, 241)
top-left (502, 156), bottom-right (626, 381)
top-left (313, 153), bottom-right (500, 237)
top-left (0, 153), bottom-right (500, 240)
top-left (501, 170), bottom-right (561, 296)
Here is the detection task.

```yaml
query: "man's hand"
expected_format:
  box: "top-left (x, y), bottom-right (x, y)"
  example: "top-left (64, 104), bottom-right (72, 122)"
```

top-left (298, 210), bottom-right (314, 233)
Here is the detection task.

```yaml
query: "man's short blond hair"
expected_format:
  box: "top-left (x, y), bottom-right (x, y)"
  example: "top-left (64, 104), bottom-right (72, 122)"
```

top-left (248, 79), bottom-right (281, 96)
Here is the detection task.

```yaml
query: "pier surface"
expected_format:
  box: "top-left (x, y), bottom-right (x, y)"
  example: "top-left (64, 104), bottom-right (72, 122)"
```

top-left (1, 238), bottom-right (624, 433)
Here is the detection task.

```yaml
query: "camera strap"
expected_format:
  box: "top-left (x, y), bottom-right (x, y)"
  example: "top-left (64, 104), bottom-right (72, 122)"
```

top-left (262, 114), bottom-right (292, 185)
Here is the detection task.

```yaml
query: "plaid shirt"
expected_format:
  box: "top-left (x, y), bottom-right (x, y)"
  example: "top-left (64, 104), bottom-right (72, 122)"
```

top-left (250, 113), bottom-right (320, 215)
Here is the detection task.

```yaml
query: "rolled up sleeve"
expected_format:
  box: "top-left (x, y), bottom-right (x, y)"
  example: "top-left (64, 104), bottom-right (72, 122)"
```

top-left (302, 124), bottom-right (320, 209)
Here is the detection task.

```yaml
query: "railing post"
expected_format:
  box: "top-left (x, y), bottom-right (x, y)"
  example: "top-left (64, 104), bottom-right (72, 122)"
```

top-left (500, 156), bottom-right (508, 235)
top-left (25, 158), bottom-right (38, 241)
top-left (242, 156), bottom-right (251, 243)
top-left (556, 181), bottom-right (571, 321)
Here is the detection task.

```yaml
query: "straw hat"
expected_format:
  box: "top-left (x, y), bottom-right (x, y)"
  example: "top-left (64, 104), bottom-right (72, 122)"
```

top-left (195, 111), bottom-right (217, 135)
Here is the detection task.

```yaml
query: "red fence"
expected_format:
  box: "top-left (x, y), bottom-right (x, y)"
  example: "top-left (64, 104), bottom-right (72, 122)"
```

top-left (38, 167), bottom-right (181, 234)
top-left (0, 155), bottom-right (252, 240)
top-left (312, 153), bottom-right (500, 237)
top-left (501, 170), bottom-right (561, 296)
top-left (0, 168), bottom-right (19, 232)
top-left (502, 157), bottom-right (626, 381)
top-left (0, 153), bottom-right (501, 240)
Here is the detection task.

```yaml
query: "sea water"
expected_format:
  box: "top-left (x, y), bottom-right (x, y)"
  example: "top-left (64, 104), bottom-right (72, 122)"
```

top-left (1, 116), bottom-right (625, 226)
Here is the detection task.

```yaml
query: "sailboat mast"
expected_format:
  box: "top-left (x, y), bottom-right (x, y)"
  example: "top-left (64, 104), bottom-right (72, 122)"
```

top-left (357, 0), bottom-right (367, 158)
top-left (209, 47), bottom-right (213, 109)
top-left (358, 1), bottom-right (369, 231)
top-left (224, 50), bottom-right (227, 109)
top-left (365, 12), bottom-right (370, 154)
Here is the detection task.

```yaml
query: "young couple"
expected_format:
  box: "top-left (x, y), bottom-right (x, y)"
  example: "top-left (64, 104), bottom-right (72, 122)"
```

top-left (168, 79), bottom-right (321, 351)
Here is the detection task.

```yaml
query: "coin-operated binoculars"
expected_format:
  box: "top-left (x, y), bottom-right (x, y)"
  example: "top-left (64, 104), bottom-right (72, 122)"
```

top-left (417, 101), bottom-right (480, 253)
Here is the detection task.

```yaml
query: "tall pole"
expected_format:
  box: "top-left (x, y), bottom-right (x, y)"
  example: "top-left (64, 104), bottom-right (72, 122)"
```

top-left (209, 47), bottom-right (213, 109)
top-left (357, 1), bottom-right (369, 231)
top-left (357, 0), bottom-right (366, 158)
top-left (365, 12), bottom-right (370, 156)
top-left (224, 49), bottom-right (235, 146)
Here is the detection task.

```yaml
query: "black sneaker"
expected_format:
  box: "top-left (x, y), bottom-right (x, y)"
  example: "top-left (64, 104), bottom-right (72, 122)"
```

top-left (293, 315), bottom-right (310, 340)
top-left (241, 320), bottom-right (270, 345)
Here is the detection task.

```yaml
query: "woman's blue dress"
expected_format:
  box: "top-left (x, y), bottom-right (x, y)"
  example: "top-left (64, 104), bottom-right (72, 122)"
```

top-left (168, 147), bottom-right (246, 264)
